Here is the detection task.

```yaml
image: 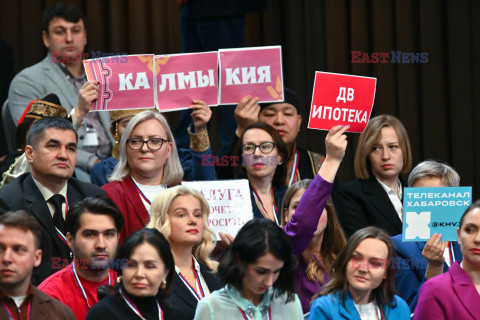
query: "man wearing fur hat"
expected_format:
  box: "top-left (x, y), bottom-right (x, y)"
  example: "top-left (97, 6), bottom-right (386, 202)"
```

top-left (0, 93), bottom-right (68, 187)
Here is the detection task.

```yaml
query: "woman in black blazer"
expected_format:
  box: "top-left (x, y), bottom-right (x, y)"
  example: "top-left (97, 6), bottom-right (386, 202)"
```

top-left (333, 115), bottom-right (412, 237)
top-left (148, 186), bottom-right (221, 320)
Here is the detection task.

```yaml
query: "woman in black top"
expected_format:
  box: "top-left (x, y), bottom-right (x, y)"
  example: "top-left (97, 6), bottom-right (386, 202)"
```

top-left (86, 228), bottom-right (185, 320)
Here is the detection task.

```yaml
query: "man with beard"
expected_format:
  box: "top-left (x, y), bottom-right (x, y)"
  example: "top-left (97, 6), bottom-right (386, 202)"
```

top-left (0, 210), bottom-right (75, 319)
top-left (39, 197), bottom-right (124, 320)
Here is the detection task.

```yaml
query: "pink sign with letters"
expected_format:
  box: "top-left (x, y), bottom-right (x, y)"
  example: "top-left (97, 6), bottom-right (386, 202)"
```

top-left (219, 46), bottom-right (283, 105)
top-left (83, 54), bottom-right (156, 111)
top-left (308, 71), bottom-right (377, 132)
top-left (155, 52), bottom-right (218, 111)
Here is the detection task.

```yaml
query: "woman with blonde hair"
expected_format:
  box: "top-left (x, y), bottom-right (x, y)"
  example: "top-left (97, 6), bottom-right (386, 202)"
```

top-left (103, 110), bottom-right (184, 240)
top-left (333, 115), bottom-right (412, 237)
top-left (148, 185), bottom-right (221, 320)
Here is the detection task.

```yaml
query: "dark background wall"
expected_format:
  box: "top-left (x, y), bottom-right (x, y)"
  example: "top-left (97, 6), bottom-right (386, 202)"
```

top-left (1, 0), bottom-right (478, 194)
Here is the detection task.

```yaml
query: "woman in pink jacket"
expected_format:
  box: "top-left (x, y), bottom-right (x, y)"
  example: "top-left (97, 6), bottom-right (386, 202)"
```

top-left (414, 200), bottom-right (480, 319)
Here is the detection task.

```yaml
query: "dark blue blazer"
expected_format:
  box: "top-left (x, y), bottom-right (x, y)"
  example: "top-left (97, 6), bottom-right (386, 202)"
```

top-left (391, 234), bottom-right (462, 312)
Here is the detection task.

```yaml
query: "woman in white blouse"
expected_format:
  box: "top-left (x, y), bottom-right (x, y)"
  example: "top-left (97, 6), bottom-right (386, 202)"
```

top-left (194, 218), bottom-right (303, 320)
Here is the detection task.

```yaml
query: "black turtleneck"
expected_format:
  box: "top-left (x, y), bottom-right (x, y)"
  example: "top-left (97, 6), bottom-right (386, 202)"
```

top-left (121, 287), bottom-right (159, 320)
top-left (85, 285), bottom-right (186, 320)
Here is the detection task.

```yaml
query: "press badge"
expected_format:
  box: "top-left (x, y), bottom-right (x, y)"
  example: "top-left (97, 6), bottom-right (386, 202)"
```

top-left (83, 127), bottom-right (99, 147)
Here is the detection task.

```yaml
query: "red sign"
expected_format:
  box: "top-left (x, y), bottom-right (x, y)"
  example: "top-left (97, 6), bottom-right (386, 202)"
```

top-left (156, 52), bottom-right (218, 111)
top-left (308, 72), bottom-right (377, 132)
top-left (219, 46), bottom-right (283, 105)
top-left (83, 54), bottom-right (156, 111)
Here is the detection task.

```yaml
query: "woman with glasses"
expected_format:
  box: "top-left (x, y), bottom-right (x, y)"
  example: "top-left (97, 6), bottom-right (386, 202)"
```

top-left (233, 122), bottom-right (289, 225)
top-left (104, 109), bottom-right (201, 240)
top-left (91, 101), bottom-right (216, 187)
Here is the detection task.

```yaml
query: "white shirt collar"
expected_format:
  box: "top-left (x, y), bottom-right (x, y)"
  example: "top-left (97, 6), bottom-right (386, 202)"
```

top-left (31, 176), bottom-right (68, 201)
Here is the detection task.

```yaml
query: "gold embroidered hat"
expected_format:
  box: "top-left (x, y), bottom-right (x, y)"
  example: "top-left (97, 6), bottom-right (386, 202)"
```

top-left (18, 93), bottom-right (67, 125)
top-left (109, 108), bottom-right (152, 125)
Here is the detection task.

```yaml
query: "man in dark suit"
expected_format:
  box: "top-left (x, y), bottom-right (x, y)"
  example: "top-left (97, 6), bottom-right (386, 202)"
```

top-left (0, 116), bottom-right (106, 285)
top-left (7, 3), bottom-right (113, 179)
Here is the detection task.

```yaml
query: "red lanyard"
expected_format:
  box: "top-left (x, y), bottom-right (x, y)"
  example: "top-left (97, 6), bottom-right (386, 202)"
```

top-left (448, 242), bottom-right (455, 265)
top-left (250, 185), bottom-right (279, 225)
top-left (176, 259), bottom-right (205, 301)
top-left (133, 181), bottom-right (151, 205)
top-left (2, 300), bottom-right (31, 320)
top-left (120, 288), bottom-right (163, 320)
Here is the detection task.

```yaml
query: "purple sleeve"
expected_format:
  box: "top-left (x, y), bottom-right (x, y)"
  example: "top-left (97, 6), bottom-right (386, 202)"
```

top-left (282, 174), bottom-right (334, 256)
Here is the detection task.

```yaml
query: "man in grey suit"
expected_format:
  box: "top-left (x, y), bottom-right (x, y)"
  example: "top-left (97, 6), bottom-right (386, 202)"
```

top-left (0, 117), bottom-right (106, 285)
top-left (7, 3), bottom-right (112, 181)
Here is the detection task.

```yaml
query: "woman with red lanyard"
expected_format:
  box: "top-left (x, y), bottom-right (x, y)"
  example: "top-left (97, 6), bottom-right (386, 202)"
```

top-left (194, 218), bottom-right (303, 320)
top-left (309, 226), bottom-right (410, 319)
top-left (86, 228), bottom-right (186, 320)
top-left (233, 122), bottom-right (289, 225)
top-left (148, 186), bottom-right (221, 320)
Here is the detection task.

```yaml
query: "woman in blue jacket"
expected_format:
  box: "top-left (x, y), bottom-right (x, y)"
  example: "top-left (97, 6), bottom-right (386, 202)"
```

top-left (309, 227), bottom-right (410, 320)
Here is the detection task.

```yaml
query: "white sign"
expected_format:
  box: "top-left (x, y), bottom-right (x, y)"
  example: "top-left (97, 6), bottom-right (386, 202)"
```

top-left (181, 179), bottom-right (253, 240)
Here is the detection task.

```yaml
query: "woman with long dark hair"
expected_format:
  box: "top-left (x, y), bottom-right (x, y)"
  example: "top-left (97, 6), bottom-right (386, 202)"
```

top-left (86, 228), bottom-right (185, 319)
top-left (309, 227), bottom-right (410, 319)
top-left (413, 201), bottom-right (480, 319)
top-left (234, 122), bottom-right (289, 225)
top-left (195, 219), bottom-right (303, 319)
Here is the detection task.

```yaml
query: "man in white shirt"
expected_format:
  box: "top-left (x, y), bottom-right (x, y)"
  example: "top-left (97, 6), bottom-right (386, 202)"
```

top-left (0, 117), bottom-right (106, 285)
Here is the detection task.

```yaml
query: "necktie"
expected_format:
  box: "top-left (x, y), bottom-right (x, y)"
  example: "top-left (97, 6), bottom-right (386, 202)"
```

top-left (49, 194), bottom-right (65, 234)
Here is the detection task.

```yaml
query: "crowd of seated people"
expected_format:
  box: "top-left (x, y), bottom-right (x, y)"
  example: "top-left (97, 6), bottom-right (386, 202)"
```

top-left (0, 2), bottom-right (477, 320)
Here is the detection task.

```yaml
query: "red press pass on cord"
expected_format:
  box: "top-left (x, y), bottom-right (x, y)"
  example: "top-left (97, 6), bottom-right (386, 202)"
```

top-left (307, 71), bottom-right (377, 132)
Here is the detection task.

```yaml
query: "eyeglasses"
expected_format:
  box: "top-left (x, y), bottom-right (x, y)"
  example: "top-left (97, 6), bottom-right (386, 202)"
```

top-left (241, 142), bottom-right (276, 154)
top-left (127, 137), bottom-right (168, 150)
